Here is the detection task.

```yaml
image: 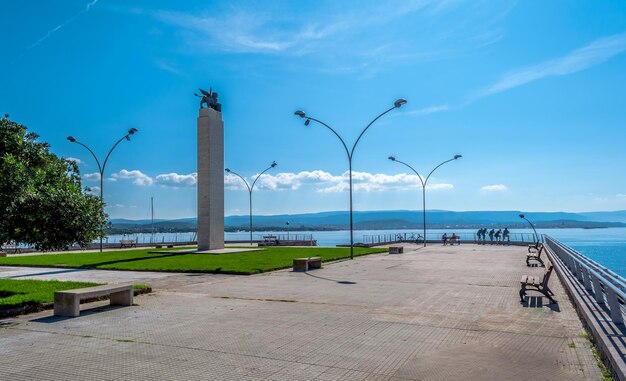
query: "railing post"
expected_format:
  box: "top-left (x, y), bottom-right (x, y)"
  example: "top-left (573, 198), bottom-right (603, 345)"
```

top-left (576, 262), bottom-right (584, 283)
top-left (592, 276), bottom-right (605, 304)
top-left (606, 288), bottom-right (624, 325)
top-left (582, 267), bottom-right (592, 291)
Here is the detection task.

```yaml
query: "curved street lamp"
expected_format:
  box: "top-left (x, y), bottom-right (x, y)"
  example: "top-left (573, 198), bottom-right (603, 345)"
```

top-left (295, 99), bottom-right (407, 259)
top-left (225, 161), bottom-right (277, 246)
top-left (388, 154), bottom-right (462, 247)
top-left (67, 128), bottom-right (139, 252)
top-left (519, 213), bottom-right (539, 245)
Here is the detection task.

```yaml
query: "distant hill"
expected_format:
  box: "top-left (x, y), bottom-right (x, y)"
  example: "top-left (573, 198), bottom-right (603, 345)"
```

top-left (578, 211), bottom-right (626, 223)
top-left (107, 210), bottom-right (626, 233)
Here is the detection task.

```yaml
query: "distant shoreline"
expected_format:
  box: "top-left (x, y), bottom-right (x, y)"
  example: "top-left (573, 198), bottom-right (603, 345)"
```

top-left (108, 224), bottom-right (625, 235)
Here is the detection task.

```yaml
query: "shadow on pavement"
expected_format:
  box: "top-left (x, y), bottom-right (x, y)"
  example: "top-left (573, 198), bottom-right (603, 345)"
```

top-left (305, 272), bottom-right (357, 285)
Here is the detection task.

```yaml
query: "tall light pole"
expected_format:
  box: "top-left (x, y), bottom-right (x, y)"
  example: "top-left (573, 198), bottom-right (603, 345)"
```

top-left (519, 213), bottom-right (539, 244)
top-left (67, 128), bottom-right (138, 252)
top-left (388, 154), bottom-right (461, 247)
top-left (295, 98), bottom-right (407, 259)
top-left (225, 161), bottom-right (277, 246)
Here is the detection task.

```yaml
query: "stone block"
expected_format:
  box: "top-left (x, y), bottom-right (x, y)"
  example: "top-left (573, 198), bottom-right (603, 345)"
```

top-left (293, 258), bottom-right (309, 272)
top-left (389, 246), bottom-right (404, 254)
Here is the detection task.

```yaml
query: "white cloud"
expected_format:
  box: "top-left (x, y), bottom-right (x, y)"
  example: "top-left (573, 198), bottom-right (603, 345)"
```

top-left (481, 184), bottom-right (508, 192)
top-left (85, 186), bottom-right (100, 194)
top-left (406, 104), bottom-right (450, 116)
top-left (83, 172), bottom-right (101, 181)
top-left (473, 31), bottom-right (626, 100)
top-left (156, 172), bottom-right (197, 187)
top-left (616, 194), bottom-right (626, 198)
top-left (148, 0), bottom-right (505, 69)
top-left (228, 170), bottom-right (453, 193)
top-left (27, 0), bottom-right (99, 51)
top-left (111, 169), bottom-right (154, 186)
top-left (66, 157), bottom-right (82, 164)
top-left (225, 174), bottom-right (249, 191)
top-left (154, 60), bottom-right (182, 75)
top-left (255, 170), bottom-right (341, 191)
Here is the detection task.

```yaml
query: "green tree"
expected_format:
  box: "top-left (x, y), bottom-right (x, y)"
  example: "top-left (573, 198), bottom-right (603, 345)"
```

top-left (0, 116), bottom-right (106, 250)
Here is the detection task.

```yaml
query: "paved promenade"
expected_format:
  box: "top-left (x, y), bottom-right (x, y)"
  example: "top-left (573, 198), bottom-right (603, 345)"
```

top-left (0, 244), bottom-right (601, 380)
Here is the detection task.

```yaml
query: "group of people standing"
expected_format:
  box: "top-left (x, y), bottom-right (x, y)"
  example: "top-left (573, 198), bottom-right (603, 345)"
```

top-left (476, 227), bottom-right (510, 244)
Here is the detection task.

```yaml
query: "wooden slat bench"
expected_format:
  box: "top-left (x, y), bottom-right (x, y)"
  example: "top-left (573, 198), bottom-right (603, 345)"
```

top-left (448, 236), bottom-right (461, 245)
top-left (526, 244), bottom-right (545, 266)
top-left (519, 265), bottom-right (556, 304)
top-left (54, 284), bottom-right (134, 317)
top-left (293, 257), bottom-right (322, 272)
top-left (528, 242), bottom-right (542, 253)
top-left (389, 246), bottom-right (404, 254)
top-left (120, 239), bottom-right (136, 248)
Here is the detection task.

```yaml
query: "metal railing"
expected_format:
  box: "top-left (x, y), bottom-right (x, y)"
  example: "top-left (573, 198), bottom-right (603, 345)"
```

top-left (362, 232), bottom-right (538, 245)
top-left (225, 233), bottom-right (315, 243)
top-left (545, 235), bottom-right (626, 325)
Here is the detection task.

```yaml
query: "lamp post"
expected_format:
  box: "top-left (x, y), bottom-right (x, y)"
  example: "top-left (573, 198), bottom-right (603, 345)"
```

top-left (388, 155), bottom-right (462, 247)
top-left (286, 221), bottom-right (290, 241)
top-left (225, 161), bottom-right (277, 246)
top-left (295, 98), bottom-right (407, 259)
top-left (67, 128), bottom-right (138, 252)
top-left (519, 213), bottom-right (539, 244)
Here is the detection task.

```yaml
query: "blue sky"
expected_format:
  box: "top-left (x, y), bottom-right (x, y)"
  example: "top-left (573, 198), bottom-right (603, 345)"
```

top-left (2, 0), bottom-right (626, 219)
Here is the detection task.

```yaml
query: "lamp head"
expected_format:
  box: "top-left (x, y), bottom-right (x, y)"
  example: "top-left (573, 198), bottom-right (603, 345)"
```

top-left (388, 156), bottom-right (396, 161)
top-left (225, 168), bottom-right (231, 173)
top-left (271, 161), bottom-right (277, 168)
top-left (454, 154), bottom-right (462, 160)
top-left (304, 119), bottom-right (310, 126)
top-left (394, 98), bottom-right (407, 108)
top-left (519, 214), bottom-right (525, 219)
top-left (128, 128), bottom-right (138, 135)
top-left (294, 110), bottom-right (306, 118)
top-left (67, 136), bottom-right (76, 143)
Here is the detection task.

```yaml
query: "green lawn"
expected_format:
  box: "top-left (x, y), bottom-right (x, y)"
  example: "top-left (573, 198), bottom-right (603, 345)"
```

top-left (0, 279), bottom-right (100, 309)
top-left (0, 246), bottom-right (387, 274)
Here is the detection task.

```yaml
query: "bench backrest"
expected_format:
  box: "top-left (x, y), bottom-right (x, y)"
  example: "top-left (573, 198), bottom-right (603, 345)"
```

top-left (541, 265), bottom-right (554, 288)
top-left (120, 240), bottom-right (134, 244)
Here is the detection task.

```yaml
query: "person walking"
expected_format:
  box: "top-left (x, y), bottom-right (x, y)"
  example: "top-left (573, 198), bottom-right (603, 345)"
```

top-left (476, 228), bottom-right (483, 244)
top-left (442, 233), bottom-right (448, 245)
top-left (488, 229), bottom-right (495, 243)
top-left (495, 229), bottom-right (502, 244)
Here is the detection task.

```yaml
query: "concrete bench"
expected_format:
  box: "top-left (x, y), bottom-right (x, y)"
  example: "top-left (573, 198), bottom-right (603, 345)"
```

top-left (120, 239), bottom-right (136, 248)
top-left (293, 257), bottom-right (322, 272)
top-left (389, 246), bottom-right (404, 254)
top-left (54, 284), bottom-right (134, 317)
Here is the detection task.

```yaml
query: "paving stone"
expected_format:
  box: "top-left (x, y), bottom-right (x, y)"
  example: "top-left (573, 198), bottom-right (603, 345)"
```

top-left (0, 244), bottom-right (602, 380)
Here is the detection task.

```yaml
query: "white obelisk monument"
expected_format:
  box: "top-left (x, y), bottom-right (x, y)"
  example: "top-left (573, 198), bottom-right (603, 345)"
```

top-left (196, 88), bottom-right (224, 251)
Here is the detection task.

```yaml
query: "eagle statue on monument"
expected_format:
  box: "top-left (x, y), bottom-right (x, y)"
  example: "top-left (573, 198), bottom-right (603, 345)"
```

top-left (194, 88), bottom-right (222, 112)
